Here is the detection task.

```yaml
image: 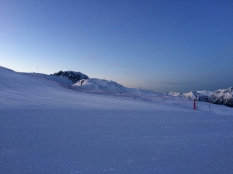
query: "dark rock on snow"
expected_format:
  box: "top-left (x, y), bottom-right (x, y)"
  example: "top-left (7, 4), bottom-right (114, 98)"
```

top-left (51, 71), bottom-right (89, 83)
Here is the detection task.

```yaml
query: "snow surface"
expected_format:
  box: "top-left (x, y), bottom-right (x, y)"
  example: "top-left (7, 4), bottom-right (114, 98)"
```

top-left (72, 78), bottom-right (160, 98)
top-left (1, 66), bottom-right (233, 173)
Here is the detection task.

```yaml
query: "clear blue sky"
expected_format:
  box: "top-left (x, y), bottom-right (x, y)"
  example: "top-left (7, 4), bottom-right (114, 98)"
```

top-left (1, 0), bottom-right (233, 92)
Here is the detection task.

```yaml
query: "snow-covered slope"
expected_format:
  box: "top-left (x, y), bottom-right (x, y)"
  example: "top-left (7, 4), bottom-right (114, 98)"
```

top-left (23, 72), bottom-right (75, 87)
top-left (72, 78), bottom-right (160, 97)
top-left (1, 66), bottom-right (233, 174)
top-left (170, 88), bottom-right (233, 107)
top-left (212, 87), bottom-right (233, 107)
top-left (1, 66), bottom-right (231, 114)
top-left (0, 66), bottom-right (166, 111)
top-left (73, 78), bottom-right (130, 92)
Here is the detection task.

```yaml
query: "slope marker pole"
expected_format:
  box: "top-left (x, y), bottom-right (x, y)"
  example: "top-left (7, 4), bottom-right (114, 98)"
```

top-left (194, 99), bottom-right (196, 110)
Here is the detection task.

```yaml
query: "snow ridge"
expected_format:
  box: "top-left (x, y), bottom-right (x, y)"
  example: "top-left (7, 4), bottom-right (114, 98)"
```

top-left (71, 78), bottom-right (161, 98)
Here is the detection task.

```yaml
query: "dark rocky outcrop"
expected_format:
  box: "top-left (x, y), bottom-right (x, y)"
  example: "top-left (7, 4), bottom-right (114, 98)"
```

top-left (51, 71), bottom-right (89, 83)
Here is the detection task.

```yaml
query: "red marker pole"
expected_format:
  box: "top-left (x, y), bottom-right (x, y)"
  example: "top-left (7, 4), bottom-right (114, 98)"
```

top-left (194, 99), bottom-right (196, 110)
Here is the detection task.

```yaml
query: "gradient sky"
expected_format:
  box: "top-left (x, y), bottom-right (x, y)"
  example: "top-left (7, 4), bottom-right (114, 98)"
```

top-left (1, 0), bottom-right (233, 92)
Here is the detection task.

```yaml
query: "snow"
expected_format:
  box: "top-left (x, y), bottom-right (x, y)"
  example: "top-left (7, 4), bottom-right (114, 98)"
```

top-left (170, 88), bottom-right (233, 108)
top-left (72, 78), bottom-right (160, 97)
top-left (1, 66), bottom-right (233, 173)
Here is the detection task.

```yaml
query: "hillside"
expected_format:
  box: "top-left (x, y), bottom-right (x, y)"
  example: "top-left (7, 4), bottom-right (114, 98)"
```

top-left (72, 78), bottom-right (161, 97)
top-left (1, 66), bottom-right (233, 173)
top-left (1, 66), bottom-right (231, 114)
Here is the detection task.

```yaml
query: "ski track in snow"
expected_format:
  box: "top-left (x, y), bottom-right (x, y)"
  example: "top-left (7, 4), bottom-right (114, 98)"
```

top-left (1, 66), bottom-right (233, 173)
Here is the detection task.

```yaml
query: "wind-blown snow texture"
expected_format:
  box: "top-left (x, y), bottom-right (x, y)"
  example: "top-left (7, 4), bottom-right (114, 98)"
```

top-left (1, 66), bottom-right (233, 174)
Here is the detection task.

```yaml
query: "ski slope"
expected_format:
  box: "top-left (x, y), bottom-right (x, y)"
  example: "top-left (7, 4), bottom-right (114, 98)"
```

top-left (1, 66), bottom-right (233, 173)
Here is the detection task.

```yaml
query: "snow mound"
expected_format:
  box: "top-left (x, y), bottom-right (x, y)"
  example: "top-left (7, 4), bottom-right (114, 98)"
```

top-left (73, 79), bottom-right (128, 92)
top-left (72, 78), bottom-right (160, 97)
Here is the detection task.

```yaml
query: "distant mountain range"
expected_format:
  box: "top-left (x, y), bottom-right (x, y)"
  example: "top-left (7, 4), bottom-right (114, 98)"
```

top-left (170, 87), bottom-right (233, 108)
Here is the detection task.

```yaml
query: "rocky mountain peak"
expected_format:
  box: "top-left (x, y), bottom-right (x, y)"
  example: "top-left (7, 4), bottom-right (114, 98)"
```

top-left (51, 71), bottom-right (89, 83)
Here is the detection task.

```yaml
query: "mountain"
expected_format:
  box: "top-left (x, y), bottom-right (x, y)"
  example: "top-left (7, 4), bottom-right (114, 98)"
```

top-left (211, 88), bottom-right (233, 107)
top-left (51, 70), bottom-right (89, 83)
top-left (170, 87), bottom-right (233, 107)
